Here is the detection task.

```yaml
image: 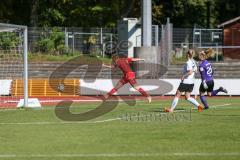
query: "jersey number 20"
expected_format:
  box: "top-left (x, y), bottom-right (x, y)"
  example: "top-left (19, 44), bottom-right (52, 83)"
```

top-left (206, 66), bottom-right (213, 75)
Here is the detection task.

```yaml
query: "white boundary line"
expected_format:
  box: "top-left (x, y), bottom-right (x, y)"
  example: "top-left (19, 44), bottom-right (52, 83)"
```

top-left (211, 103), bottom-right (232, 108)
top-left (4, 99), bottom-right (103, 103)
top-left (4, 98), bottom-right (147, 103)
top-left (93, 118), bottom-right (122, 123)
top-left (0, 111), bottom-right (190, 125)
top-left (0, 103), bottom-right (233, 112)
top-left (191, 103), bottom-right (233, 110)
top-left (0, 152), bottom-right (239, 158)
top-left (0, 111), bottom-right (185, 125)
top-left (0, 119), bottom-right (122, 125)
top-left (0, 103), bottom-right (237, 125)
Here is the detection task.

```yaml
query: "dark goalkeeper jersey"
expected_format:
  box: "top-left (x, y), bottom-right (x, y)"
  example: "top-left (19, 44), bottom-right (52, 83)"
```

top-left (199, 60), bottom-right (213, 82)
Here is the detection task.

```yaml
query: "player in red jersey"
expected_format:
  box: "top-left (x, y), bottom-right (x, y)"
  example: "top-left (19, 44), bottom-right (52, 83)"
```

top-left (103, 54), bottom-right (152, 103)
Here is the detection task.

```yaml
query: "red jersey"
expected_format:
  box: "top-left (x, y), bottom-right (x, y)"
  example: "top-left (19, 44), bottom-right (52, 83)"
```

top-left (114, 58), bottom-right (133, 74)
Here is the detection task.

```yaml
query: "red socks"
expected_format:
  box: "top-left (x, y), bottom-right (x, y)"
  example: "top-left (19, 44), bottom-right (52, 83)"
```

top-left (137, 88), bottom-right (149, 97)
top-left (107, 88), bottom-right (117, 96)
top-left (107, 87), bottom-right (149, 97)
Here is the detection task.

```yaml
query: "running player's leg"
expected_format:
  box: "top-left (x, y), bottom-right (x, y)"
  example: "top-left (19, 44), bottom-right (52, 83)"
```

top-left (185, 92), bottom-right (199, 107)
top-left (207, 80), bottom-right (228, 96)
top-left (200, 93), bottom-right (209, 109)
top-left (165, 83), bottom-right (185, 112)
top-left (129, 79), bottom-right (152, 103)
top-left (185, 92), bottom-right (203, 112)
top-left (211, 87), bottom-right (228, 96)
top-left (199, 82), bottom-right (209, 109)
top-left (166, 90), bottom-right (181, 112)
top-left (104, 79), bottom-right (126, 100)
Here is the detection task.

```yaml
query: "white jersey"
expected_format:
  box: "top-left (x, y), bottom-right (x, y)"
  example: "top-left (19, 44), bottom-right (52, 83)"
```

top-left (182, 59), bottom-right (197, 84)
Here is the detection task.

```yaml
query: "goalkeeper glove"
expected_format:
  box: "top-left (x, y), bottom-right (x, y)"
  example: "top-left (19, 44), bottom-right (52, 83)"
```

top-left (203, 80), bottom-right (208, 89)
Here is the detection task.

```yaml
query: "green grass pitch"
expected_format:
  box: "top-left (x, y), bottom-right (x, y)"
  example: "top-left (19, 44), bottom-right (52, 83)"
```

top-left (0, 97), bottom-right (239, 160)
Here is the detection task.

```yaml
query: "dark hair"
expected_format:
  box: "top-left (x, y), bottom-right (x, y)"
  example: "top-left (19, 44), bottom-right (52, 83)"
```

top-left (112, 54), bottom-right (119, 61)
top-left (187, 49), bottom-right (195, 58)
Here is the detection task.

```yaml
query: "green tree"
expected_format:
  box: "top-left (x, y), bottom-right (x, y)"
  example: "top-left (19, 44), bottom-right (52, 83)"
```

top-left (215, 0), bottom-right (240, 24)
top-left (37, 27), bottom-right (67, 55)
top-left (0, 32), bottom-right (21, 50)
top-left (0, 0), bottom-right (239, 28)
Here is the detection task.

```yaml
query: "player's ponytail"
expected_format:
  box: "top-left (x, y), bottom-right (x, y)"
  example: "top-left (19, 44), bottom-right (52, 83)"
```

top-left (205, 48), bottom-right (213, 59)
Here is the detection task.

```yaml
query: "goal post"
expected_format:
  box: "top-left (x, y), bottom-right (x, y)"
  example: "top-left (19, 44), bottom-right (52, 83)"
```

top-left (23, 25), bottom-right (28, 107)
top-left (0, 23), bottom-right (28, 107)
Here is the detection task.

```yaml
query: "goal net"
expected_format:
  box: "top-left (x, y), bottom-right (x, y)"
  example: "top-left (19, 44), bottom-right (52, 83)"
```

top-left (0, 23), bottom-right (28, 108)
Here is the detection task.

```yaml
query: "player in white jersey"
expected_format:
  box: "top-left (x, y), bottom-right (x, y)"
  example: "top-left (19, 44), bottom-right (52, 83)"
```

top-left (165, 50), bottom-right (203, 113)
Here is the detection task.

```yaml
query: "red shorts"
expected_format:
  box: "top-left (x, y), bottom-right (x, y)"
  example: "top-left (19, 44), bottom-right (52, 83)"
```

top-left (119, 72), bottom-right (137, 86)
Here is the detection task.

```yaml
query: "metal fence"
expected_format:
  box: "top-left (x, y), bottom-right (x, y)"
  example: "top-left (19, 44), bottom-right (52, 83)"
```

top-left (172, 27), bottom-right (223, 62)
top-left (28, 27), bottom-right (117, 57)
top-left (27, 26), bottom-right (225, 63)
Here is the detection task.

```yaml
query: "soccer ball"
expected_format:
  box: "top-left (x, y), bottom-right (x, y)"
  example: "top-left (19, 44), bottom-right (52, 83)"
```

top-left (57, 84), bottom-right (65, 92)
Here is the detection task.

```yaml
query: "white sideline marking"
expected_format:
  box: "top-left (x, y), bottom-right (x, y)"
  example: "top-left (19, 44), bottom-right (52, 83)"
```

top-left (41, 99), bottom-right (103, 103)
top-left (0, 111), bottom-right (188, 125)
top-left (0, 110), bottom-right (188, 125)
top-left (93, 118), bottom-right (122, 123)
top-left (4, 98), bottom-right (145, 104)
top-left (0, 120), bottom-right (121, 125)
top-left (94, 111), bottom-right (187, 122)
top-left (4, 99), bottom-right (103, 103)
top-left (0, 153), bottom-right (239, 158)
top-left (211, 103), bottom-right (232, 108)
top-left (0, 103), bottom-right (233, 112)
top-left (0, 109), bottom-right (18, 112)
top-left (191, 103), bottom-right (233, 110)
top-left (0, 111), bottom-right (184, 125)
top-left (0, 103), bottom-right (236, 125)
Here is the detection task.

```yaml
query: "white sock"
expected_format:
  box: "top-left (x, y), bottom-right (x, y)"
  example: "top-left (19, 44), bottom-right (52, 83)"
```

top-left (170, 97), bottom-right (179, 111)
top-left (187, 97), bottom-right (200, 107)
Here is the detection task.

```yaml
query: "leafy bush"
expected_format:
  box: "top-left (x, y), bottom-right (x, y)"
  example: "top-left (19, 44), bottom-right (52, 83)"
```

top-left (36, 27), bottom-right (69, 55)
top-left (0, 32), bottom-right (21, 50)
top-left (37, 38), bottom-right (55, 53)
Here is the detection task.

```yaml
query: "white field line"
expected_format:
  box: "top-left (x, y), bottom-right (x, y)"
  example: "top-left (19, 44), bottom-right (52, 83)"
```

top-left (0, 110), bottom-right (190, 125)
top-left (211, 103), bottom-right (232, 108)
top-left (4, 98), bottom-right (148, 103)
top-left (0, 152), bottom-right (239, 158)
top-left (191, 103), bottom-right (233, 110)
top-left (0, 111), bottom-right (181, 125)
top-left (93, 118), bottom-right (122, 123)
top-left (0, 103), bottom-right (233, 112)
top-left (94, 111), bottom-right (189, 123)
top-left (4, 99), bottom-right (103, 103)
top-left (0, 119), bottom-right (122, 125)
top-left (0, 103), bottom-right (236, 125)
top-left (131, 103), bottom-right (235, 109)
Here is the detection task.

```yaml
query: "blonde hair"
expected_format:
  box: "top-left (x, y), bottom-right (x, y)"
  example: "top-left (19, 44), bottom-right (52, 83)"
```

top-left (206, 48), bottom-right (213, 58)
top-left (199, 48), bottom-right (213, 59)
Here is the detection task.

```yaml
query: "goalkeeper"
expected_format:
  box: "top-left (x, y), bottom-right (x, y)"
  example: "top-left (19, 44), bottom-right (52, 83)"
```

top-left (198, 50), bottom-right (228, 109)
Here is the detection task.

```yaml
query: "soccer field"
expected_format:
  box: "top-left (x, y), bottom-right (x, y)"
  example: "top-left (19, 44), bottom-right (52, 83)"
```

top-left (0, 97), bottom-right (239, 160)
